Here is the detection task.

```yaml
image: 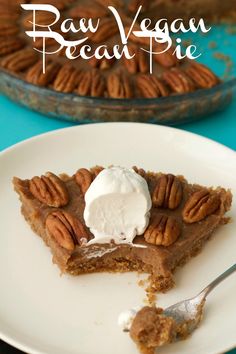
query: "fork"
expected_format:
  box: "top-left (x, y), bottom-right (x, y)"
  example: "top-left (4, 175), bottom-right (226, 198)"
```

top-left (119, 263), bottom-right (236, 333)
top-left (162, 263), bottom-right (236, 333)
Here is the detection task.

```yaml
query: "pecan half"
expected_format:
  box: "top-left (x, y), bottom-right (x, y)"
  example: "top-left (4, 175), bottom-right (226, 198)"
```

top-left (9, 0), bottom-right (27, 3)
top-left (0, 22), bottom-right (19, 36)
top-left (0, 0), bottom-right (25, 5)
top-left (30, 0), bottom-right (72, 10)
top-left (76, 71), bottom-right (92, 96)
top-left (0, 13), bottom-right (19, 21)
top-left (53, 64), bottom-right (79, 93)
top-left (33, 36), bottom-right (62, 50)
top-left (0, 3), bottom-right (22, 14)
top-left (90, 71), bottom-right (106, 97)
top-left (90, 166), bottom-right (104, 178)
top-left (132, 166), bottom-right (146, 178)
top-left (162, 68), bottom-right (195, 94)
top-left (75, 168), bottom-right (93, 195)
top-left (152, 174), bottom-right (183, 210)
top-left (76, 70), bottom-right (105, 97)
top-left (128, 0), bottom-right (149, 13)
top-left (137, 74), bottom-right (169, 98)
top-left (107, 72), bottom-right (132, 99)
top-left (185, 62), bottom-right (220, 89)
top-left (123, 47), bottom-right (148, 74)
top-left (69, 2), bottom-right (108, 19)
top-left (46, 210), bottom-right (89, 251)
top-left (89, 55), bottom-right (116, 70)
top-left (183, 189), bottom-right (221, 223)
top-left (154, 43), bottom-right (179, 68)
top-left (95, 0), bottom-right (123, 8)
top-left (0, 37), bottom-right (25, 57)
top-left (22, 11), bottom-right (60, 30)
top-left (125, 24), bottom-right (150, 46)
top-left (29, 172), bottom-right (69, 207)
top-left (144, 214), bottom-right (181, 246)
top-left (90, 18), bottom-right (118, 43)
top-left (1, 49), bottom-right (38, 72)
top-left (26, 60), bottom-right (61, 86)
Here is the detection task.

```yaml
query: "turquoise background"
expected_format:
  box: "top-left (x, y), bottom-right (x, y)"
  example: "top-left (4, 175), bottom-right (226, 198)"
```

top-left (0, 94), bottom-right (235, 152)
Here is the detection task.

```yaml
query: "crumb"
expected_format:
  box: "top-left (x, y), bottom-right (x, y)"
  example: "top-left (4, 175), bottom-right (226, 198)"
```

top-left (143, 298), bottom-right (151, 306)
top-left (220, 216), bottom-right (232, 225)
top-left (226, 25), bottom-right (236, 34)
top-left (213, 52), bottom-right (234, 79)
top-left (208, 41), bottom-right (217, 49)
top-left (183, 39), bottom-right (192, 48)
top-left (142, 292), bottom-right (157, 307)
top-left (147, 292), bottom-right (157, 306)
top-left (138, 279), bottom-right (147, 287)
top-left (214, 52), bottom-right (231, 62)
top-left (138, 276), bottom-right (157, 305)
top-left (137, 274), bottom-right (149, 289)
top-left (94, 320), bottom-right (103, 326)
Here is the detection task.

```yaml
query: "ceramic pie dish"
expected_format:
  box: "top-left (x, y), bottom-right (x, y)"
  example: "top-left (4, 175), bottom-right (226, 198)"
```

top-left (0, 68), bottom-right (235, 125)
top-left (0, 0), bottom-right (235, 124)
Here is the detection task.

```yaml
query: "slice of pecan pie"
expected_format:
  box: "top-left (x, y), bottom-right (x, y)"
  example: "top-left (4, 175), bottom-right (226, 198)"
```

top-left (13, 166), bottom-right (232, 292)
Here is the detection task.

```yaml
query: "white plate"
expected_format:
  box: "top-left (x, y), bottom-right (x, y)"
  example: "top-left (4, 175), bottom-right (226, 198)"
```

top-left (0, 123), bottom-right (235, 354)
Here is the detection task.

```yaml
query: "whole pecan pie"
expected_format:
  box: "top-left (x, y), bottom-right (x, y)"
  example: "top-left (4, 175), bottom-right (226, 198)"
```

top-left (13, 166), bottom-right (232, 293)
top-left (0, 0), bottom-right (226, 99)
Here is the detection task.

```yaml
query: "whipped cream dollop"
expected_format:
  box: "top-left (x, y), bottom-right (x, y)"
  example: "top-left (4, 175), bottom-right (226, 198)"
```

top-left (84, 166), bottom-right (152, 245)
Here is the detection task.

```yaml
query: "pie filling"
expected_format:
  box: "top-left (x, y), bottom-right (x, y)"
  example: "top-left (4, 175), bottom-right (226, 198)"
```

top-left (13, 166), bottom-right (232, 293)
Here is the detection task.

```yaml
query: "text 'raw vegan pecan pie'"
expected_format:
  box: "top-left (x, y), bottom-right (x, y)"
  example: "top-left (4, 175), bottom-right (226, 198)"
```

top-left (13, 166), bottom-right (232, 293)
top-left (0, 0), bottom-right (224, 99)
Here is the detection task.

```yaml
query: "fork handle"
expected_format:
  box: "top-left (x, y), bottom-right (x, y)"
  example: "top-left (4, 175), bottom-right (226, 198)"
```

top-left (199, 263), bottom-right (236, 298)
